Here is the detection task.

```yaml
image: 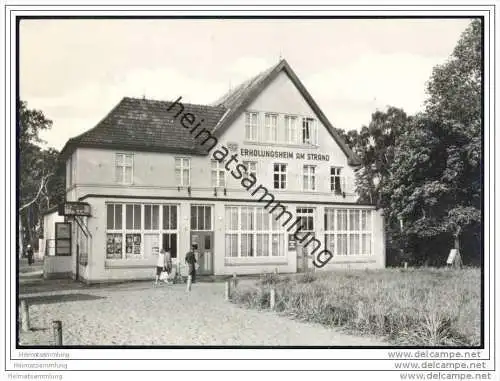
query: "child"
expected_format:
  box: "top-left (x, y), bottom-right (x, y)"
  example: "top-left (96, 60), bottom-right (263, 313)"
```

top-left (154, 249), bottom-right (167, 286)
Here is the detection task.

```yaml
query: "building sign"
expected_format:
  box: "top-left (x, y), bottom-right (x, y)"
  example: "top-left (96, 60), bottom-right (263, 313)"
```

top-left (288, 235), bottom-right (297, 251)
top-left (59, 202), bottom-right (91, 217)
top-left (55, 222), bottom-right (71, 256)
top-left (227, 142), bottom-right (239, 152)
top-left (240, 148), bottom-right (330, 162)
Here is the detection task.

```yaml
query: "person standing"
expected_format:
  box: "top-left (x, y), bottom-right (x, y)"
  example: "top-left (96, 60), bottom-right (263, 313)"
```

top-left (164, 247), bottom-right (173, 284)
top-left (26, 244), bottom-right (34, 266)
top-left (185, 244), bottom-right (197, 292)
top-left (154, 248), bottom-right (167, 286)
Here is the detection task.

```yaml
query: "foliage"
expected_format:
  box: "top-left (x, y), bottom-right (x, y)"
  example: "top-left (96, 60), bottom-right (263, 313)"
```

top-left (231, 269), bottom-right (481, 346)
top-left (336, 20), bottom-right (482, 265)
top-left (19, 101), bottom-right (65, 250)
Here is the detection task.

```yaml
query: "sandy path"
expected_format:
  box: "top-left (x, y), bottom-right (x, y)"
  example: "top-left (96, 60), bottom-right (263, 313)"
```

top-left (19, 282), bottom-right (388, 346)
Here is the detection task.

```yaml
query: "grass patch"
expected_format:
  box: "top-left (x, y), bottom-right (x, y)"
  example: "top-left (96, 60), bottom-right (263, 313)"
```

top-left (231, 268), bottom-right (481, 346)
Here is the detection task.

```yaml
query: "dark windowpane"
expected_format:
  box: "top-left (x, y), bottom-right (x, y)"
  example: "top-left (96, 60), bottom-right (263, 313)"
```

top-left (115, 205), bottom-right (122, 229)
top-left (205, 235), bottom-right (211, 250)
top-left (171, 206), bottom-right (177, 229)
top-left (190, 206), bottom-right (197, 230)
top-left (204, 207), bottom-right (211, 230)
top-left (163, 206), bottom-right (170, 230)
top-left (152, 205), bottom-right (159, 230)
top-left (126, 205), bottom-right (133, 229)
top-left (107, 205), bottom-right (114, 229)
top-left (199, 207), bottom-right (204, 230)
top-left (144, 205), bottom-right (152, 230)
top-left (134, 205), bottom-right (141, 229)
top-left (163, 233), bottom-right (177, 259)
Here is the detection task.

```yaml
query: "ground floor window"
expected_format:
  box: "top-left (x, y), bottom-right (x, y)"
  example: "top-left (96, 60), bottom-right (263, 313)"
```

top-left (106, 203), bottom-right (178, 260)
top-left (225, 206), bottom-right (285, 258)
top-left (324, 208), bottom-right (372, 256)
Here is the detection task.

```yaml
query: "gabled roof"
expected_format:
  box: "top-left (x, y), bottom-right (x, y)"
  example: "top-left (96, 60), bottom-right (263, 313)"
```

top-left (211, 59), bottom-right (360, 166)
top-left (61, 59), bottom-right (360, 166)
top-left (60, 97), bottom-right (227, 159)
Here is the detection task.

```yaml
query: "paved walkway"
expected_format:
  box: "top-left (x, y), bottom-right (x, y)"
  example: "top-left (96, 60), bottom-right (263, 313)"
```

top-left (19, 281), bottom-right (388, 346)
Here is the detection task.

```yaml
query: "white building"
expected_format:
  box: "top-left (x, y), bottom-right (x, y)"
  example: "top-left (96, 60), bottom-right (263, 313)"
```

top-left (58, 59), bottom-right (385, 283)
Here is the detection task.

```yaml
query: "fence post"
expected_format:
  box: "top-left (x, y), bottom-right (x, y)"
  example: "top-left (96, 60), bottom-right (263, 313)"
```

top-left (270, 288), bottom-right (276, 310)
top-left (52, 320), bottom-right (62, 346)
top-left (404, 262), bottom-right (408, 269)
top-left (225, 280), bottom-right (231, 301)
top-left (232, 273), bottom-right (238, 288)
top-left (20, 300), bottom-right (29, 332)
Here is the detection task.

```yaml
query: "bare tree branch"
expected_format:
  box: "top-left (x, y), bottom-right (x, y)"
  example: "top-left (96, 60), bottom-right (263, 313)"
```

top-left (19, 173), bottom-right (53, 212)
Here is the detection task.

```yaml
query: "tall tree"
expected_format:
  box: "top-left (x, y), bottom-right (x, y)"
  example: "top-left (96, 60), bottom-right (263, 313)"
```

top-left (381, 20), bottom-right (482, 265)
top-left (19, 101), bottom-right (64, 254)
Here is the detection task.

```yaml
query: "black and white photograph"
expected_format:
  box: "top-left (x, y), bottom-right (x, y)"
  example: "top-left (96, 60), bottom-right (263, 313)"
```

top-left (2, 1), bottom-right (497, 379)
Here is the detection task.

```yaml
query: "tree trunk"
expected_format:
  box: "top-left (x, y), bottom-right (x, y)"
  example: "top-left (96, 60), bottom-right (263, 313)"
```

top-left (453, 227), bottom-right (463, 269)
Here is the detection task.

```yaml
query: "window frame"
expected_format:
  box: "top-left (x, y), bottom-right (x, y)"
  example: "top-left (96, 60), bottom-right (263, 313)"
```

top-left (225, 206), bottom-right (285, 259)
top-left (211, 160), bottom-right (226, 188)
top-left (273, 163), bottom-right (287, 190)
top-left (245, 112), bottom-right (259, 141)
top-left (324, 208), bottom-right (373, 256)
top-left (105, 203), bottom-right (179, 260)
top-left (264, 113), bottom-right (278, 143)
top-left (115, 153), bottom-right (134, 185)
top-left (191, 205), bottom-right (213, 231)
top-left (284, 115), bottom-right (298, 144)
top-left (175, 157), bottom-right (191, 186)
top-left (330, 167), bottom-right (344, 194)
top-left (243, 161), bottom-right (257, 178)
top-left (303, 165), bottom-right (316, 191)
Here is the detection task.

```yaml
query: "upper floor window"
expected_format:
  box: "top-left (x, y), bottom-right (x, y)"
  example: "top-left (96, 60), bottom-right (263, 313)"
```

top-left (245, 112), bottom-right (259, 141)
top-left (243, 161), bottom-right (257, 178)
top-left (66, 156), bottom-right (72, 190)
top-left (264, 113), bottom-right (278, 143)
top-left (211, 160), bottom-right (226, 187)
top-left (284, 115), bottom-right (298, 144)
top-left (115, 153), bottom-right (133, 185)
top-left (302, 118), bottom-right (318, 145)
top-left (331, 167), bottom-right (343, 194)
top-left (303, 165), bottom-right (316, 191)
top-left (273, 163), bottom-right (287, 190)
top-left (175, 158), bottom-right (190, 186)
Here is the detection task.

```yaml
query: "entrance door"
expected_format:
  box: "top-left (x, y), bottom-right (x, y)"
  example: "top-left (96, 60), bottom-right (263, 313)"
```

top-left (295, 232), bottom-right (315, 273)
top-left (190, 231), bottom-right (214, 275)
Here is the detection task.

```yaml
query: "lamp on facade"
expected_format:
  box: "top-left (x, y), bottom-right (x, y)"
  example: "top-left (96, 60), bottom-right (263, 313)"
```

top-left (187, 186), bottom-right (191, 196)
top-left (177, 186), bottom-right (181, 192)
top-left (342, 192), bottom-right (346, 198)
top-left (224, 188), bottom-right (227, 196)
top-left (214, 187), bottom-right (217, 197)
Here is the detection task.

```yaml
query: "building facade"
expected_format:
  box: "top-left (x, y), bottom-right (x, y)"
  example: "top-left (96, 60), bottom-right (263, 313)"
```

top-left (60, 59), bottom-right (385, 283)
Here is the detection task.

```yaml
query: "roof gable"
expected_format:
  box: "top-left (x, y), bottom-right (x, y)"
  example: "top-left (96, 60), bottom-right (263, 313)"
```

top-left (60, 59), bottom-right (360, 166)
top-left (211, 59), bottom-right (360, 166)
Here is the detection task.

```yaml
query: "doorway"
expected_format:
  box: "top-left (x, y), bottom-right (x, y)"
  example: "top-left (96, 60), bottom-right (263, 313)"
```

top-left (190, 231), bottom-right (214, 275)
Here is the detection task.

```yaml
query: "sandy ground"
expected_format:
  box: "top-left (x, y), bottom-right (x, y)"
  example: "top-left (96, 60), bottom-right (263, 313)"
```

top-left (18, 280), bottom-right (388, 346)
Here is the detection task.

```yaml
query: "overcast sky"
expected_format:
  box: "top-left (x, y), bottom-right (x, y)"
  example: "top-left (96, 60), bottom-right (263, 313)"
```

top-left (20, 18), bottom-right (472, 150)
